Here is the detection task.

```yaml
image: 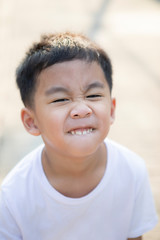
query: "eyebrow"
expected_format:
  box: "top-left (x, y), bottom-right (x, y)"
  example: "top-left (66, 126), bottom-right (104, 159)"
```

top-left (84, 82), bottom-right (104, 92)
top-left (45, 81), bottom-right (104, 96)
top-left (45, 86), bottom-right (70, 96)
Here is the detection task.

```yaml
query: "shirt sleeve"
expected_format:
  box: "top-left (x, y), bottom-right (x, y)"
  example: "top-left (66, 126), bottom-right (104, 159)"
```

top-left (128, 163), bottom-right (158, 238)
top-left (0, 191), bottom-right (22, 240)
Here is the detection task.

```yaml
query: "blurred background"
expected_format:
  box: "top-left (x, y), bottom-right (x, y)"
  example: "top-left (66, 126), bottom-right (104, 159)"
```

top-left (0, 0), bottom-right (160, 238)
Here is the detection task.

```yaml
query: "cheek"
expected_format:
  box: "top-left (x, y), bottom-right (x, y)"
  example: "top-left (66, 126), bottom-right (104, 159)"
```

top-left (36, 111), bottom-right (62, 135)
top-left (96, 103), bottom-right (111, 119)
top-left (46, 110), bottom-right (67, 134)
top-left (96, 105), bottom-right (113, 130)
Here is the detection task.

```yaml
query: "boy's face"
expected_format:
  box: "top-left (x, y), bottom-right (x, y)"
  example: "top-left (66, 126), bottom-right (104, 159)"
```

top-left (22, 60), bottom-right (115, 159)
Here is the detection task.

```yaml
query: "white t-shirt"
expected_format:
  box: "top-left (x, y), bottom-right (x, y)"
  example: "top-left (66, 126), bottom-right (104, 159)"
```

top-left (0, 139), bottom-right (158, 240)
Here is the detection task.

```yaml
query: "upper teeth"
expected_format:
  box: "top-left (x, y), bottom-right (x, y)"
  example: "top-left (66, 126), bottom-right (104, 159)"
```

top-left (71, 129), bottom-right (93, 135)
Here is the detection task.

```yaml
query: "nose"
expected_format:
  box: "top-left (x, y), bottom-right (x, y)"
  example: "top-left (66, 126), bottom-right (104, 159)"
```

top-left (70, 102), bottom-right (92, 119)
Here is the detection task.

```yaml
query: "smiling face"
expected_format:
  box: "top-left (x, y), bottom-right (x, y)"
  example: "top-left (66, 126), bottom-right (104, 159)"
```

top-left (22, 60), bottom-right (115, 159)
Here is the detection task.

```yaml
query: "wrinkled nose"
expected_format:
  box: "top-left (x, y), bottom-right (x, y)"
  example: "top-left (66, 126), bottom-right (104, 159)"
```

top-left (70, 103), bottom-right (92, 119)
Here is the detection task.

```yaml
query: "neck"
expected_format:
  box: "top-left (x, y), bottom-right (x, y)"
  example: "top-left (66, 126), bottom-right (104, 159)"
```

top-left (41, 142), bottom-right (107, 198)
top-left (42, 142), bottom-right (106, 177)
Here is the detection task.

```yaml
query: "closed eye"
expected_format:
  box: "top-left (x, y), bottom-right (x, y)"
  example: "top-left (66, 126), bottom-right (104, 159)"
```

top-left (86, 94), bottom-right (102, 99)
top-left (52, 98), bottom-right (69, 103)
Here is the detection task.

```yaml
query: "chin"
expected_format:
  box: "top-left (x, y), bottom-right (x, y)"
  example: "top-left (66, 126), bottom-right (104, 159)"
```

top-left (66, 141), bottom-right (102, 158)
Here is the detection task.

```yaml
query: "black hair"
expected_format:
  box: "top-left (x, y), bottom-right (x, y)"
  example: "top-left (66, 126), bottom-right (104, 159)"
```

top-left (16, 32), bottom-right (113, 107)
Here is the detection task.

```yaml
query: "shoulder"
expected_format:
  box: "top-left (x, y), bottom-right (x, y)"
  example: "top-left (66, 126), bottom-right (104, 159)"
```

top-left (1, 144), bottom-right (44, 195)
top-left (105, 138), bottom-right (145, 165)
top-left (0, 145), bottom-right (44, 224)
top-left (105, 138), bottom-right (147, 181)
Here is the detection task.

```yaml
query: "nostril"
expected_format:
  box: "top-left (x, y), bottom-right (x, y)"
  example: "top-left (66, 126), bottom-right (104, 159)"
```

top-left (73, 114), bottom-right (79, 118)
top-left (70, 103), bottom-right (92, 119)
top-left (86, 112), bottom-right (91, 116)
top-left (72, 111), bottom-right (91, 119)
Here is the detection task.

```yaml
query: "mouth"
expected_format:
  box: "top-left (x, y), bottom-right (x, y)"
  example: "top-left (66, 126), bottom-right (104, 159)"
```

top-left (68, 128), bottom-right (94, 136)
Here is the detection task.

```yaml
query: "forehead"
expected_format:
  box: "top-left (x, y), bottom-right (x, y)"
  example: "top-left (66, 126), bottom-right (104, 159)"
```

top-left (36, 60), bottom-right (109, 93)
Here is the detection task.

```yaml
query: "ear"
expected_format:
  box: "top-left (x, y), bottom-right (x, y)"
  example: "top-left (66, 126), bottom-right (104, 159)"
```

top-left (110, 98), bottom-right (116, 125)
top-left (21, 108), bottom-right (41, 136)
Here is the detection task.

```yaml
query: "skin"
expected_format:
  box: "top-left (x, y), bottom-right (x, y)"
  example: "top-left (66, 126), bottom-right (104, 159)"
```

top-left (21, 60), bottom-right (141, 239)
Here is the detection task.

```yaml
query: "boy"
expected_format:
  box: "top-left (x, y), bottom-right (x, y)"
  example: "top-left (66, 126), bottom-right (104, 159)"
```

top-left (0, 32), bottom-right (158, 240)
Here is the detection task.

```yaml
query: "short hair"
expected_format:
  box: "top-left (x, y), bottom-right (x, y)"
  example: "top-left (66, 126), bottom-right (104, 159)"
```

top-left (16, 32), bottom-right (113, 108)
